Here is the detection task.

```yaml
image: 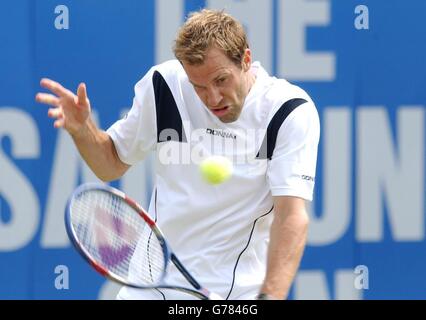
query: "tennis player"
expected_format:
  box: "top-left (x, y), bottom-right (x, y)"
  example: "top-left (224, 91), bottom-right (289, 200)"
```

top-left (36, 9), bottom-right (320, 300)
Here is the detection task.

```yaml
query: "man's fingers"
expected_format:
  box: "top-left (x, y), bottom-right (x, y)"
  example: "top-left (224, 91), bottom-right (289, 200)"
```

top-left (47, 108), bottom-right (63, 119)
top-left (40, 78), bottom-right (73, 98)
top-left (54, 118), bottom-right (65, 128)
top-left (77, 82), bottom-right (88, 105)
top-left (36, 93), bottom-right (60, 107)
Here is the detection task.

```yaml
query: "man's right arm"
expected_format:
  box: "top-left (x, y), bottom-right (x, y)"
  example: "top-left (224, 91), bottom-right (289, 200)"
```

top-left (71, 118), bottom-right (130, 181)
top-left (36, 78), bottom-right (130, 181)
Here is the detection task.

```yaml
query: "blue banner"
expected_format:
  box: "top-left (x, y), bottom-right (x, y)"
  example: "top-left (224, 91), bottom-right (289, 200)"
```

top-left (0, 0), bottom-right (425, 299)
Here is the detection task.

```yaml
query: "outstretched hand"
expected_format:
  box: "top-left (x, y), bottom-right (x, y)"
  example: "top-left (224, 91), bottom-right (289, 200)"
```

top-left (36, 78), bottom-right (91, 136)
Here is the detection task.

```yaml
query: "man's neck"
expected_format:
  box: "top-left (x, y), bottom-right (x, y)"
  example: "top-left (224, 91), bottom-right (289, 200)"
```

top-left (245, 70), bottom-right (257, 95)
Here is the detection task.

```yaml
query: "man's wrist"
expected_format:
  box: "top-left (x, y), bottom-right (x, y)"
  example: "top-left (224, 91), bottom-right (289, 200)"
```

top-left (70, 119), bottom-right (92, 140)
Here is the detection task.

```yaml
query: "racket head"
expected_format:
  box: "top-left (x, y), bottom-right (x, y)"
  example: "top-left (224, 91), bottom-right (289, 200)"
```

top-left (65, 183), bottom-right (170, 289)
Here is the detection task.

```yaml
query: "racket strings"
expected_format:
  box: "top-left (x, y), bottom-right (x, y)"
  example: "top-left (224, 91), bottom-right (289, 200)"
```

top-left (70, 190), bottom-right (166, 286)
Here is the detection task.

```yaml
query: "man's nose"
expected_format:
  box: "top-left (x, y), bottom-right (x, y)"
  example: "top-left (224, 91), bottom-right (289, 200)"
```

top-left (206, 87), bottom-right (223, 108)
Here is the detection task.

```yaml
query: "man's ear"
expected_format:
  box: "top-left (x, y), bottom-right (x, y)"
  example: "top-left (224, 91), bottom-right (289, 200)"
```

top-left (242, 48), bottom-right (252, 71)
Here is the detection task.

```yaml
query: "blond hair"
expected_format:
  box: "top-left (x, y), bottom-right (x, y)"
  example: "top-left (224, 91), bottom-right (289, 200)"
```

top-left (173, 9), bottom-right (249, 66)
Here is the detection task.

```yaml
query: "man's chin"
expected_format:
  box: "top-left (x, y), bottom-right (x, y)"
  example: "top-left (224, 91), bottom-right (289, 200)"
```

top-left (217, 113), bottom-right (239, 123)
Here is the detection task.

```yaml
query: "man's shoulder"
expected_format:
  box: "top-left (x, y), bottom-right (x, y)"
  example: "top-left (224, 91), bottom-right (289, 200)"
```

top-left (154, 59), bottom-right (184, 73)
top-left (268, 77), bottom-right (312, 104)
top-left (251, 64), bottom-right (312, 107)
top-left (134, 59), bottom-right (186, 91)
top-left (253, 78), bottom-right (312, 120)
top-left (148, 60), bottom-right (187, 83)
top-left (249, 73), bottom-right (317, 132)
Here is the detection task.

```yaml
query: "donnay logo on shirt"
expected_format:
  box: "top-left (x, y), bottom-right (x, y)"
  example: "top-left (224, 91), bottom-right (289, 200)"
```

top-left (206, 128), bottom-right (237, 140)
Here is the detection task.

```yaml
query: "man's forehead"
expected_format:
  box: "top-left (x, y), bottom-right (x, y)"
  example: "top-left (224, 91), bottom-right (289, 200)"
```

top-left (184, 62), bottom-right (231, 85)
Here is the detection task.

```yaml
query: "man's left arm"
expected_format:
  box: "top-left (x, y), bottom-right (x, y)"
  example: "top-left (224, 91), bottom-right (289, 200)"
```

top-left (259, 195), bottom-right (309, 299)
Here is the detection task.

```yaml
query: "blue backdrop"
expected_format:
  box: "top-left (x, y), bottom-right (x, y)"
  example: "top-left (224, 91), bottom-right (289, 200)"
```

top-left (1, 0), bottom-right (425, 299)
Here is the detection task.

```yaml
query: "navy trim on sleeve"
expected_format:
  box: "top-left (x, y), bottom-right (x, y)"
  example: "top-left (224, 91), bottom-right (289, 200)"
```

top-left (153, 71), bottom-right (187, 143)
top-left (256, 98), bottom-right (308, 160)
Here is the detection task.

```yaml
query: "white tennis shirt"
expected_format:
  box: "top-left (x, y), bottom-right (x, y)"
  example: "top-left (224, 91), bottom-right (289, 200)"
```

top-left (107, 60), bottom-right (320, 300)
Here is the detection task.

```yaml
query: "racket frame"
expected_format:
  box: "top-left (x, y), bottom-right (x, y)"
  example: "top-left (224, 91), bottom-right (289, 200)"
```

top-left (65, 183), bottom-right (216, 300)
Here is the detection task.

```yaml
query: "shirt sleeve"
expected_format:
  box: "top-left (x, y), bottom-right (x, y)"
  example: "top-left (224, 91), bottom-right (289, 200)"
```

top-left (107, 68), bottom-right (157, 165)
top-left (267, 102), bottom-right (320, 201)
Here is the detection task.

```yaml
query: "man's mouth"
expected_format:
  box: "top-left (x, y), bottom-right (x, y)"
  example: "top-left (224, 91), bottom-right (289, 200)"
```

top-left (211, 106), bottom-right (229, 117)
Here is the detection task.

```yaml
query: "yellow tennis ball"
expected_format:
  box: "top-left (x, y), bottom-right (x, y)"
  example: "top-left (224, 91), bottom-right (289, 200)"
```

top-left (200, 156), bottom-right (233, 185)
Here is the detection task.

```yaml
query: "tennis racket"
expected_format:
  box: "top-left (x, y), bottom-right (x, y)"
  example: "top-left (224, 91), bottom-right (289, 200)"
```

top-left (65, 183), bottom-right (222, 300)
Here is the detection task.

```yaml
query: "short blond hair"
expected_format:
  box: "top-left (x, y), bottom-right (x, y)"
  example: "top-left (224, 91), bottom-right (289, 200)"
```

top-left (173, 9), bottom-right (249, 66)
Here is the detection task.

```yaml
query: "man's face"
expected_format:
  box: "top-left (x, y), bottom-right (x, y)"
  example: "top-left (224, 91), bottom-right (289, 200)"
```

top-left (182, 47), bottom-right (254, 123)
